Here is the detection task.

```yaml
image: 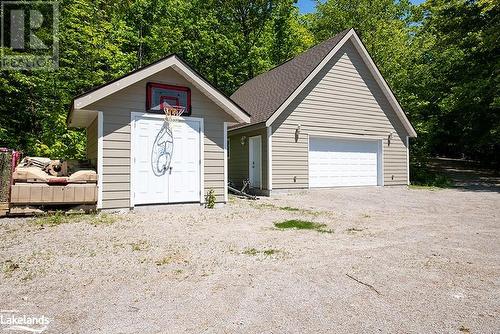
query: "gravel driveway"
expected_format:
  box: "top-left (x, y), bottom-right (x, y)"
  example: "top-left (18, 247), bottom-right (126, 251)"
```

top-left (1, 187), bottom-right (499, 333)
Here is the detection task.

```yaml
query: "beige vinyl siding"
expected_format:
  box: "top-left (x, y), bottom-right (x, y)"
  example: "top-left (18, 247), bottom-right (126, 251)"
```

top-left (228, 128), bottom-right (268, 189)
top-left (271, 40), bottom-right (409, 189)
top-left (86, 116), bottom-right (98, 167)
top-left (86, 68), bottom-right (233, 209)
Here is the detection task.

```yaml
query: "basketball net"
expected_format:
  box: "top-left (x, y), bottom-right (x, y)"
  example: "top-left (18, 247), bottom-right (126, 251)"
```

top-left (163, 105), bottom-right (186, 123)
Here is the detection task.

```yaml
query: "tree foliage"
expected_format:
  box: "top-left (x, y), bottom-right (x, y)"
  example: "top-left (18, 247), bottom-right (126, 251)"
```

top-left (0, 0), bottom-right (497, 169)
top-left (409, 0), bottom-right (499, 166)
top-left (0, 0), bottom-right (310, 158)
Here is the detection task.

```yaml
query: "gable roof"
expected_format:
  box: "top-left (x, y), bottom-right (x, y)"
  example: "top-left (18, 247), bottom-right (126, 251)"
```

top-left (231, 28), bottom-right (417, 137)
top-left (69, 54), bottom-right (251, 126)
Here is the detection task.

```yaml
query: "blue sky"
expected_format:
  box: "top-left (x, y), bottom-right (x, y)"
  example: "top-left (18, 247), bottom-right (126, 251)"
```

top-left (297, 0), bottom-right (426, 14)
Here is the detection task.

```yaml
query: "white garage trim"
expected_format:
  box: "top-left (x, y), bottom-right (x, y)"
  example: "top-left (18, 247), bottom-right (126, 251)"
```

top-left (97, 111), bottom-right (103, 209)
top-left (200, 119), bottom-right (205, 204)
top-left (379, 140), bottom-right (384, 186)
top-left (223, 122), bottom-right (228, 203)
top-left (130, 112), bottom-right (136, 208)
top-left (307, 134), bottom-right (310, 190)
top-left (406, 136), bottom-right (410, 185)
top-left (130, 112), bottom-right (204, 207)
top-left (267, 126), bottom-right (272, 191)
top-left (308, 135), bottom-right (383, 188)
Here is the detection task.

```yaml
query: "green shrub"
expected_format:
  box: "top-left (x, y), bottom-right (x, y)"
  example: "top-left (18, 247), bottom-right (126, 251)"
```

top-left (205, 189), bottom-right (216, 209)
top-left (410, 163), bottom-right (453, 187)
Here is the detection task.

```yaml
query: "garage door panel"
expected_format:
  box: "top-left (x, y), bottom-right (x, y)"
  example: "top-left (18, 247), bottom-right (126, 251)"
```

top-left (309, 137), bottom-right (380, 187)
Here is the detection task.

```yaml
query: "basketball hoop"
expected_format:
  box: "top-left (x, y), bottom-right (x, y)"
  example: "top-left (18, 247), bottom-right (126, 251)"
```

top-left (163, 105), bottom-right (186, 123)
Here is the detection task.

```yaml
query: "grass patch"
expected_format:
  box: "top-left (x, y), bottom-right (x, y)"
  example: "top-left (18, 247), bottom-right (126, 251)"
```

top-left (279, 206), bottom-right (301, 212)
top-left (33, 211), bottom-right (118, 226)
top-left (2, 260), bottom-right (19, 276)
top-left (130, 240), bottom-right (149, 252)
top-left (275, 220), bottom-right (324, 230)
top-left (256, 203), bottom-right (276, 209)
top-left (243, 248), bottom-right (282, 256)
top-left (155, 252), bottom-right (187, 266)
top-left (316, 228), bottom-right (334, 234)
top-left (88, 213), bottom-right (118, 225)
top-left (408, 184), bottom-right (441, 190)
top-left (274, 220), bottom-right (333, 233)
top-left (458, 325), bottom-right (470, 333)
top-left (278, 206), bottom-right (323, 215)
top-left (243, 248), bottom-right (259, 256)
top-left (33, 211), bottom-right (82, 226)
top-left (346, 227), bottom-right (365, 234)
top-left (155, 257), bottom-right (172, 266)
top-left (255, 203), bottom-right (326, 216)
top-left (33, 212), bottom-right (119, 227)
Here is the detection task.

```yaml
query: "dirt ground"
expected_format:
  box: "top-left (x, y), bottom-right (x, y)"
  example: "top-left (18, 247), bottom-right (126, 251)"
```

top-left (1, 187), bottom-right (499, 333)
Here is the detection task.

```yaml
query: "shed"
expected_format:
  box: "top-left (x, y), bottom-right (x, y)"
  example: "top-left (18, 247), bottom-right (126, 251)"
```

top-left (68, 55), bottom-right (250, 210)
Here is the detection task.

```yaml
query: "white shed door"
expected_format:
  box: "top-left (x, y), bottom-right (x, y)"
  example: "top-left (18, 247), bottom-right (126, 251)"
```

top-left (133, 116), bottom-right (200, 205)
top-left (309, 137), bottom-right (380, 187)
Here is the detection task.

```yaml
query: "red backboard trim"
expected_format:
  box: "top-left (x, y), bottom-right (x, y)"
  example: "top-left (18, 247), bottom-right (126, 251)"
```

top-left (146, 82), bottom-right (192, 115)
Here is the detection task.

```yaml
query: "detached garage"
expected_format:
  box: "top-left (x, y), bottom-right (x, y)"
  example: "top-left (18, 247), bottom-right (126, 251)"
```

top-left (228, 28), bottom-right (416, 194)
top-left (68, 55), bottom-right (250, 210)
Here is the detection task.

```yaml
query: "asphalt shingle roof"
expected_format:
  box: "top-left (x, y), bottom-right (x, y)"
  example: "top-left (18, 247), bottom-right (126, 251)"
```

top-left (230, 29), bottom-right (351, 127)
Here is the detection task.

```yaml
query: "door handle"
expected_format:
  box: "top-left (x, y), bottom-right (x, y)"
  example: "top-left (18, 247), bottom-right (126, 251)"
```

top-left (169, 166), bottom-right (173, 174)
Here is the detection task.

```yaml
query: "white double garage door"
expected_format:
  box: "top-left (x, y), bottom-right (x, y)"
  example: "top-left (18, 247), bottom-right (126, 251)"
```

top-left (309, 137), bottom-right (382, 187)
top-left (132, 114), bottom-right (201, 205)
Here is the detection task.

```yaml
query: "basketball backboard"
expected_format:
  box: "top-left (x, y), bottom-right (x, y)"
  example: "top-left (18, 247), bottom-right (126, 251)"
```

top-left (146, 82), bottom-right (191, 115)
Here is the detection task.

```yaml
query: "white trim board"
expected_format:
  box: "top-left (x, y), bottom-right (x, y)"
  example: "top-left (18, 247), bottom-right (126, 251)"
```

top-left (72, 55), bottom-right (250, 124)
top-left (129, 112), bottom-right (204, 207)
top-left (265, 29), bottom-right (417, 138)
top-left (223, 122), bottom-right (228, 203)
top-left (200, 118), bottom-right (205, 204)
top-left (379, 139), bottom-right (384, 186)
top-left (97, 111), bottom-right (103, 209)
top-left (129, 112), bottom-right (135, 208)
top-left (406, 136), bottom-right (410, 185)
top-left (267, 126), bottom-right (272, 191)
